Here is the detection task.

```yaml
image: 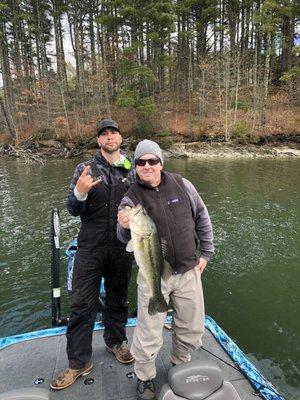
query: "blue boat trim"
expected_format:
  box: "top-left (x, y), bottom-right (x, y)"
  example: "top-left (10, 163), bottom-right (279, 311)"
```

top-left (0, 318), bottom-right (131, 351)
top-left (0, 317), bottom-right (169, 351)
top-left (0, 315), bottom-right (284, 400)
top-left (205, 315), bottom-right (285, 400)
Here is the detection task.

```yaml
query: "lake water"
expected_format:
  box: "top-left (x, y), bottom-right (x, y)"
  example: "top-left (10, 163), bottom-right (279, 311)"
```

top-left (0, 155), bottom-right (299, 399)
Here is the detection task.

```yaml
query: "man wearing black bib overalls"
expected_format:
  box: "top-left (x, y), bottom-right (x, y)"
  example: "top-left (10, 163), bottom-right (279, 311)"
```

top-left (50, 119), bottom-right (135, 390)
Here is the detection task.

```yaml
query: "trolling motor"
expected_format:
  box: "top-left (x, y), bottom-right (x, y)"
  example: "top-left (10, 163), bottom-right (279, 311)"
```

top-left (51, 208), bottom-right (68, 327)
top-left (158, 360), bottom-right (241, 400)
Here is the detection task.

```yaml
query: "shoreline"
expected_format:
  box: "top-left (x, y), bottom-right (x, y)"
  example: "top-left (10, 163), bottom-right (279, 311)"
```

top-left (1, 140), bottom-right (299, 161)
top-left (165, 142), bottom-right (300, 159)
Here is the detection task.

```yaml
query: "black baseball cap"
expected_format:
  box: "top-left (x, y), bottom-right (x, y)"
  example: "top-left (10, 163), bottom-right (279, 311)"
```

top-left (96, 119), bottom-right (120, 136)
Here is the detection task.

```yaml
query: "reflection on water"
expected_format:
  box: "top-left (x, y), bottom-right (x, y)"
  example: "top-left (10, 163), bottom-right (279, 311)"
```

top-left (0, 156), bottom-right (299, 399)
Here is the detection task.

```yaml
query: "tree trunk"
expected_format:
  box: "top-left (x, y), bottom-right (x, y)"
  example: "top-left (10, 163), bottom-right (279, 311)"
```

top-left (281, 15), bottom-right (295, 103)
top-left (0, 97), bottom-right (18, 142)
top-left (11, 0), bottom-right (23, 81)
top-left (51, 0), bottom-right (68, 93)
top-left (88, 0), bottom-right (97, 75)
top-left (219, 0), bottom-right (224, 52)
top-left (0, 21), bottom-right (14, 115)
top-left (260, 32), bottom-right (271, 126)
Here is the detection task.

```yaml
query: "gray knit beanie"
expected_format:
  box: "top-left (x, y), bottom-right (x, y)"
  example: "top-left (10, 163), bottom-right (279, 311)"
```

top-left (134, 140), bottom-right (164, 165)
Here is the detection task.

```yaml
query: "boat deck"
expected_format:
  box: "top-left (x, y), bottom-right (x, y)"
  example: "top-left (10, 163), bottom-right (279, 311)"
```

top-left (0, 322), bottom-right (257, 400)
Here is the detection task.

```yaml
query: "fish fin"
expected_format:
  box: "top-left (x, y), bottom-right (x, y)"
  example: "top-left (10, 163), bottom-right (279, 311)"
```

top-left (161, 238), bottom-right (167, 258)
top-left (148, 296), bottom-right (168, 316)
top-left (162, 260), bottom-right (173, 282)
top-left (126, 240), bottom-right (134, 252)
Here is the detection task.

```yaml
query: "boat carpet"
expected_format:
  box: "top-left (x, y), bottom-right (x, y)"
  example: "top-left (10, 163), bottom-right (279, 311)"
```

top-left (0, 326), bottom-right (255, 399)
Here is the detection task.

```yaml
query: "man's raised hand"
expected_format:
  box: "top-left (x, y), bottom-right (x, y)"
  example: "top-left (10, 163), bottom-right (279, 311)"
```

top-left (75, 165), bottom-right (101, 196)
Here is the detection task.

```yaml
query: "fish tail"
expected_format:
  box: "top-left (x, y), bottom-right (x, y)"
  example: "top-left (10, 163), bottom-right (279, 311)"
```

top-left (148, 295), bottom-right (168, 316)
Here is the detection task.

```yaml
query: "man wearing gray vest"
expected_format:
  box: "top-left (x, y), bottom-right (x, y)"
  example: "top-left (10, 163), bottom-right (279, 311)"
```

top-left (117, 139), bottom-right (214, 400)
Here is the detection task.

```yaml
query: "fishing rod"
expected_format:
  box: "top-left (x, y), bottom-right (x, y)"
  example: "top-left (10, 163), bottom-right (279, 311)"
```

top-left (51, 208), bottom-right (68, 327)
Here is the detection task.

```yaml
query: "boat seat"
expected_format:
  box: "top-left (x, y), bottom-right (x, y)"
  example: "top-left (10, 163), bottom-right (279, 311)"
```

top-left (0, 388), bottom-right (50, 400)
top-left (158, 360), bottom-right (242, 400)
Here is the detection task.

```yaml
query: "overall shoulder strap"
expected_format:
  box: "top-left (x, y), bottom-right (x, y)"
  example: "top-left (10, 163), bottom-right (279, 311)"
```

top-left (88, 160), bottom-right (103, 180)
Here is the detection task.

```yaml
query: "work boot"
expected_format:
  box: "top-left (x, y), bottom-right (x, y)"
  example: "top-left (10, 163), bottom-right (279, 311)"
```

top-left (50, 362), bottom-right (93, 390)
top-left (106, 344), bottom-right (134, 364)
top-left (137, 379), bottom-right (156, 400)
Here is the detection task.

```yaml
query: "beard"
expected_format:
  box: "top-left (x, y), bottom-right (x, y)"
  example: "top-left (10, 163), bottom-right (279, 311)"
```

top-left (101, 142), bottom-right (121, 153)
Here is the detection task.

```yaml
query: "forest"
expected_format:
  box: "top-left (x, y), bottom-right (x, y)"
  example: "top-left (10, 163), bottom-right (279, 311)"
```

top-left (0, 0), bottom-right (299, 154)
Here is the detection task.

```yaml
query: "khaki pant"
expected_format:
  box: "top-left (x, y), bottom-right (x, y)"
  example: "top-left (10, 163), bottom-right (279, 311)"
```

top-left (131, 267), bottom-right (205, 381)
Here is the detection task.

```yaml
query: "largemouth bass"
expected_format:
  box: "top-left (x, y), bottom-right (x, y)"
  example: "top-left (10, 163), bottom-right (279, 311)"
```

top-left (122, 205), bottom-right (169, 316)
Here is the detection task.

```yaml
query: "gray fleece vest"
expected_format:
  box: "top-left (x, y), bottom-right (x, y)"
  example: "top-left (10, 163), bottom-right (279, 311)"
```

top-left (126, 172), bottom-right (197, 274)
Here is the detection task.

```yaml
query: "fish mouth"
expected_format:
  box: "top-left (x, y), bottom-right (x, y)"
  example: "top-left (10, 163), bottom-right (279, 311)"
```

top-left (132, 204), bottom-right (143, 216)
top-left (130, 204), bottom-right (153, 237)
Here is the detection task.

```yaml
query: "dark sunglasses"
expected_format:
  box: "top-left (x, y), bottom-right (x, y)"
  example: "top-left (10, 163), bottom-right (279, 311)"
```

top-left (135, 158), bottom-right (161, 167)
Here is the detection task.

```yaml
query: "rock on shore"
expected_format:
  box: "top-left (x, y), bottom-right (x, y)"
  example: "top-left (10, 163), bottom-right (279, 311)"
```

top-left (164, 142), bottom-right (300, 159)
